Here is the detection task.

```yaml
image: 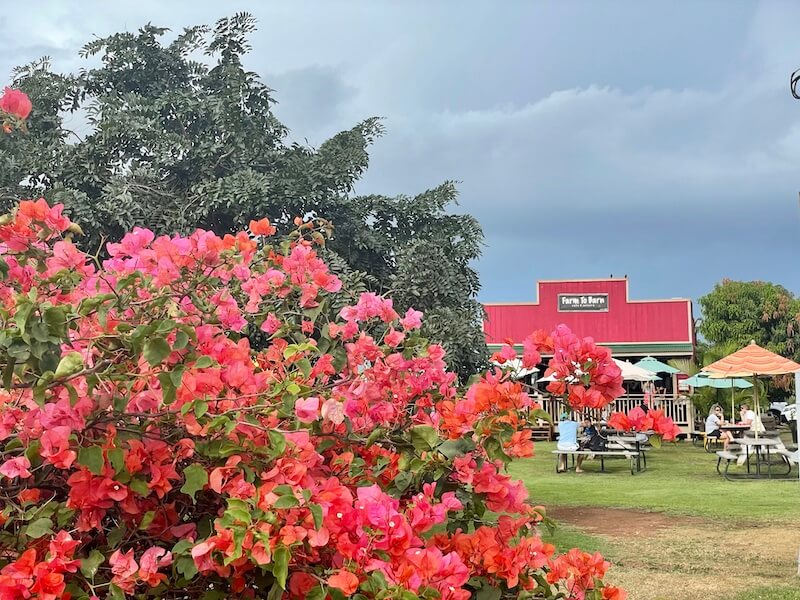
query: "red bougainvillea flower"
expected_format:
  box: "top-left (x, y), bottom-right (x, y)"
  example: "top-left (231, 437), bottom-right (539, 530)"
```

top-left (248, 218), bottom-right (276, 236)
top-left (0, 87), bottom-right (32, 120)
top-left (327, 570), bottom-right (360, 595)
top-left (607, 407), bottom-right (681, 441)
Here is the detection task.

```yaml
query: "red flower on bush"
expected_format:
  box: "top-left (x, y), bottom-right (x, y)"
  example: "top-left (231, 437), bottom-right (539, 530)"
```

top-left (607, 406), bottom-right (681, 441)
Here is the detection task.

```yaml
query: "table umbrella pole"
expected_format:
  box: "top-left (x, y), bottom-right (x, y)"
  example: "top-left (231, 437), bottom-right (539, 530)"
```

top-left (730, 382), bottom-right (734, 422)
top-left (753, 375), bottom-right (759, 440)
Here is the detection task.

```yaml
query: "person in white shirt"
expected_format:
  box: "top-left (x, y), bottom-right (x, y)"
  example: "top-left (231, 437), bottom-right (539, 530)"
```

top-left (739, 404), bottom-right (757, 430)
top-left (705, 405), bottom-right (733, 450)
top-left (737, 403), bottom-right (763, 465)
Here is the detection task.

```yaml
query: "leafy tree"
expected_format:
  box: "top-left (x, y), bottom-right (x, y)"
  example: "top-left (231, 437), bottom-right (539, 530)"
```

top-left (0, 198), bottom-right (627, 599)
top-left (698, 279), bottom-right (800, 361)
top-left (0, 13), bottom-right (487, 379)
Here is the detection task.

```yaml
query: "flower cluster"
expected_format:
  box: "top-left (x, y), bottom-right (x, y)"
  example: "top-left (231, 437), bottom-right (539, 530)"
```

top-left (607, 407), bottom-right (682, 441)
top-left (1, 87), bottom-right (31, 134)
top-left (0, 199), bottom-right (626, 600)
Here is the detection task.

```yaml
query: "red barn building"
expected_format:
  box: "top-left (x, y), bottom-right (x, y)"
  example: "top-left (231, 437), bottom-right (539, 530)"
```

top-left (484, 278), bottom-right (695, 360)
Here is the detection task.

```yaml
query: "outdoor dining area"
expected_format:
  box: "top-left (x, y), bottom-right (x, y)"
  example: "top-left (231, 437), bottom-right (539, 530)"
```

top-left (697, 341), bottom-right (800, 481)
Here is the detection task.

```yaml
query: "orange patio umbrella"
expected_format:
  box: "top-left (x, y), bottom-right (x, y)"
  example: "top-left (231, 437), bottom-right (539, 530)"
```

top-left (704, 341), bottom-right (800, 438)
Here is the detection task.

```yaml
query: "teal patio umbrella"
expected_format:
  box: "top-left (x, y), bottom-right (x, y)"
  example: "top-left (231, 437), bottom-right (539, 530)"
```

top-left (634, 356), bottom-right (681, 374)
top-left (683, 373), bottom-right (753, 419)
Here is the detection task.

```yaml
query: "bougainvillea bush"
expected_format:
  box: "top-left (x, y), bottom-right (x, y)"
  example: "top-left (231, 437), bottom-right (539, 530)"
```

top-left (0, 90), bottom-right (629, 600)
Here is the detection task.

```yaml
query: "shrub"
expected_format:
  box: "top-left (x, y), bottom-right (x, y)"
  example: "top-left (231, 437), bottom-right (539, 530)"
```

top-left (1, 98), bottom-right (628, 599)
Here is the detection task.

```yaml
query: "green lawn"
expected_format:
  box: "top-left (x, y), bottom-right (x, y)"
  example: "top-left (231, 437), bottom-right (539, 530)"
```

top-left (510, 440), bottom-right (799, 521)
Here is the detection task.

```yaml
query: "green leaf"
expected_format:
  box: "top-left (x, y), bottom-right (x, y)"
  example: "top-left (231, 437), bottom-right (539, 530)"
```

top-left (476, 584), bottom-right (502, 600)
top-left (107, 448), bottom-right (125, 476)
top-left (80, 549), bottom-right (105, 579)
top-left (25, 517), bottom-right (53, 539)
top-left (394, 471), bottom-right (413, 492)
top-left (158, 372), bottom-right (176, 405)
top-left (139, 511), bottom-right (156, 530)
top-left (180, 463), bottom-right (208, 502)
top-left (143, 336), bottom-right (171, 366)
top-left (438, 437), bottom-right (475, 459)
top-left (172, 539), bottom-right (194, 555)
top-left (410, 425), bottom-right (440, 452)
top-left (54, 351), bottom-right (84, 379)
top-left (267, 430), bottom-right (286, 457)
top-left (107, 525), bottom-right (126, 548)
top-left (273, 546), bottom-right (289, 589)
top-left (176, 556), bottom-right (198, 580)
top-left (365, 427), bottom-right (383, 448)
top-left (194, 400), bottom-right (209, 419)
top-left (173, 330), bottom-right (190, 350)
top-left (273, 494), bottom-right (299, 509)
top-left (78, 445), bottom-right (104, 476)
top-left (107, 584), bottom-right (125, 600)
top-left (649, 434), bottom-right (662, 449)
top-left (129, 478), bottom-right (149, 497)
top-left (305, 586), bottom-right (326, 600)
top-left (43, 306), bottom-right (68, 338)
top-left (309, 503), bottom-right (323, 530)
top-left (2, 358), bottom-right (15, 390)
top-left (194, 355), bottom-right (214, 368)
top-left (531, 407), bottom-right (553, 424)
top-left (484, 436), bottom-right (511, 467)
top-left (14, 302), bottom-right (34, 335)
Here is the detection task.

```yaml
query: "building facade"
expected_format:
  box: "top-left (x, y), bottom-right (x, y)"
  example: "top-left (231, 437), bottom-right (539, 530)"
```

top-left (484, 278), bottom-right (695, 360)
top-left (484, 278), bottom-right (697, 432)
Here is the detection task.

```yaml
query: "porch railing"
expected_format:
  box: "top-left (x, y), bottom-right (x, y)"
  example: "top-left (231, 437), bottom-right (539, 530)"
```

top-left (532, 393), bottom-right (695, 433)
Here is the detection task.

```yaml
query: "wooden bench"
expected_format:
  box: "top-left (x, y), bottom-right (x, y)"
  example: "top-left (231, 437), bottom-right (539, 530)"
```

top-left (529, 425), bottom-right (554, 441)
top-left (552, 449), bottom-right (643, 475)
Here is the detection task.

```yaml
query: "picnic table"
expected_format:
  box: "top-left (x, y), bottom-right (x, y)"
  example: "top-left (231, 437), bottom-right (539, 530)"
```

top-left (720, 424), bottom-right (750, 438)
top-left (715, 437), bottom-right (794, 480)
top-left (552, 430), bottom-right (649, 475)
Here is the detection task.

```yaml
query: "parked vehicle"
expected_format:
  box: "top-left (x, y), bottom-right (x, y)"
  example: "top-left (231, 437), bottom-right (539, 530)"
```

top-left (767, 399), bottom-right (797, 424)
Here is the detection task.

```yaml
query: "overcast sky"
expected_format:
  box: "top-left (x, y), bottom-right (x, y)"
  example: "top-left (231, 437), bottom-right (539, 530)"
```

top-left (3, 1), bottom-right (800, 304)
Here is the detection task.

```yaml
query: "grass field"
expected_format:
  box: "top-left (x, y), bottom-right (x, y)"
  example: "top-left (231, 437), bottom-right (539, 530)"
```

top-left (510, 439), bottom-right (799, 521)
top-left (510, 440), bottom-right (800, 599)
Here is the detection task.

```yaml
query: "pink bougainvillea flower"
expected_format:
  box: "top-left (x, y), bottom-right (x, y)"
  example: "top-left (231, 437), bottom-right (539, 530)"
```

top-left (321, 398), bottom-right (345, 425)
top-left (384, 328), bottom-right (405, 347)
top-left (0, 456), bottom-right (31, 479)
top-left (400, 308), bottom-right (423, 330)
top-left (294, 397), bottom-right (320, 423)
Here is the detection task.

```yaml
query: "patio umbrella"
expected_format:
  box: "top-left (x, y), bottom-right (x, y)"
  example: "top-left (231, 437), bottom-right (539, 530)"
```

top-left (490, 357), bottom-right (538, 380)
top-left (634, 356), bottom-right (681, 374)
top-left (683, 372), bottom-right (753, 418)
top-left (539, 359), bottom-right (660, 383)
top-left (704, 341), bottom-right (800, 440)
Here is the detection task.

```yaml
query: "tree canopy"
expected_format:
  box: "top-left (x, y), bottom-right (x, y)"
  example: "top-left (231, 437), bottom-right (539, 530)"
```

top-left (0, 13), bottom-right (487, 379)
top-left (698, 279), bottom-right (800, 361)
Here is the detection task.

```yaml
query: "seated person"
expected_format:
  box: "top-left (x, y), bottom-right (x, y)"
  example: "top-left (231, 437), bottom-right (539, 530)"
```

top-left (739, 403), bottom-right (755, 428)
top-left (576, 417), bottom-right (606, 473)
top-left (705, 405), bottom-right (733, 449)
top-left (556, 418), bottom-right (579, 473)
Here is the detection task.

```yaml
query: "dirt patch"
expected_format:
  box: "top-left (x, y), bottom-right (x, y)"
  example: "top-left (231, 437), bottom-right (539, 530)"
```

top-left (548, 506), bottom-right (707, 537)
top-left (548, 506), bottom-right (800, 600)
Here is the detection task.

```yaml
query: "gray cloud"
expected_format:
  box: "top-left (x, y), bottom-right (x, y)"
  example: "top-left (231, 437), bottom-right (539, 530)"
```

top-left (2, 0), bottom-right (800, 305)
